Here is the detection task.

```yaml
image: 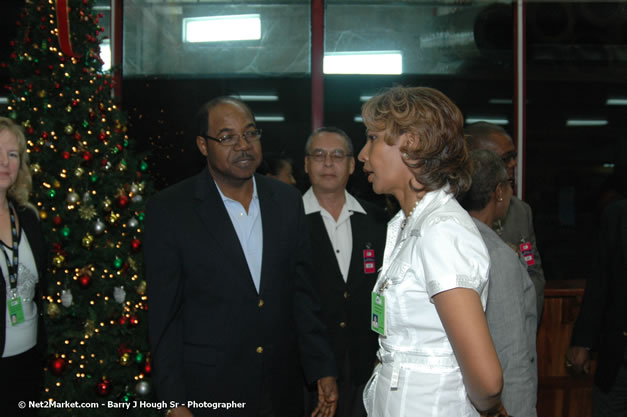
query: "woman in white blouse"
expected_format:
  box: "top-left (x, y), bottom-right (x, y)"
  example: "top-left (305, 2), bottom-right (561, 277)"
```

top-left (358, 87), bottom-right (507, 417)
top-left (0, 117), bottom-right (48, 416)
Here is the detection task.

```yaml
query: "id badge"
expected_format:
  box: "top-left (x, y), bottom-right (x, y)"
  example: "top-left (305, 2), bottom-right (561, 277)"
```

top-left (8, 297), bottom-right (25, 326)
top-left (519, 242), bottom-right (536, 266)
top-left (371, 292), bottom-right (385, 335)
top-left (363, 249), bottom-right (376, 274)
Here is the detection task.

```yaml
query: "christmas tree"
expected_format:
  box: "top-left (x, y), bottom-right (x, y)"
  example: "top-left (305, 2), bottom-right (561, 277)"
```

top-left (2, 0), bottom-right (155, 414)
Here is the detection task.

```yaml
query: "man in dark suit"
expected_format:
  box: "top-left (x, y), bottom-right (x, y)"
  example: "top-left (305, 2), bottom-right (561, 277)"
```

top-left (567, 198), bottom-right (627, 416)
top-left (144, 97), bottom-right (338, 417)
top-left (465, 122), bottom-right (546, 324)
top-left (302, 127), bottom-right (386, 417)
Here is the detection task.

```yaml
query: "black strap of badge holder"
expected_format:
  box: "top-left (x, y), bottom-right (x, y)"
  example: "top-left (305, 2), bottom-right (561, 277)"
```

top-left (3, 202), bottom-right (20, 291)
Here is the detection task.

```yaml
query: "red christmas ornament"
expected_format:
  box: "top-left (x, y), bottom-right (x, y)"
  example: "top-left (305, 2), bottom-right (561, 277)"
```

top-left (78, 274), bottom-right (92, 289)
top-left (27, 127), bottom-right (34, 135)
top-left (117, 343), bottom-right (132, 356)
top-left (49, 357), bottom-right (67, 376)
top-left (131, 239), bottom-right (142, 252)
top-left (96, 379), bottom-right (112, 396)
top-left (117, 195), bottom-right (129, 208)
top-left (119, 316), bottom-right (127, 325)
top-left (98, 132), bottom-right (106, 141)
top-left (129, 316), bottom-right (139, 327)
top-left (41, 131), bottom-right (48, 139)
top-left (62, 151), bottom-right (70, 160)
top-left (143, 360), bottom-right (151, 375)
top-left (100, 158), bottom-right (108, 167)
top-left (82, 151), bottom-right (93, 162)
top-left (52, 215), bottom-right (63, 226)
top-left (74, 132), bottom-right (82, 141)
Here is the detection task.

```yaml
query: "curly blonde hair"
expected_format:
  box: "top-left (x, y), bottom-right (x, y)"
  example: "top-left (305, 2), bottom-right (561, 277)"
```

top-left (0, 117), bottom-right (33, 207)
top-left (361, 86), bottom-right (471, 197)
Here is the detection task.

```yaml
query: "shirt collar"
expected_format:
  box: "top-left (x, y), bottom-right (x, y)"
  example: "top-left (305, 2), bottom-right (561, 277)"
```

top-left (303, 187), bottom-right (366, 215)
top-left (215, 176), bottom-right (259, 204)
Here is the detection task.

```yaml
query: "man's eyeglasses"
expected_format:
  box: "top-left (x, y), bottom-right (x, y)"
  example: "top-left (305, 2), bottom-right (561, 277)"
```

top-left (306, 149), bottom-right (352, 163)
top-left (200, 129), bottom-right (262, 146)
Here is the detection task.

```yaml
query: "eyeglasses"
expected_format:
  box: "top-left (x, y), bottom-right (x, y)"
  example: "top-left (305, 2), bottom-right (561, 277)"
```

top-left (200, 128), bottom-right (262, 146)
top-left (306, 149), bottom-right (352, 163)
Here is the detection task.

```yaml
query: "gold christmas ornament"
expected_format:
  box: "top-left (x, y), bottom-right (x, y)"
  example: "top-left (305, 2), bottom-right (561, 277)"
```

top-left (38, 90), bottom-right (46, 98)
top-left (65, 105), bottom-right (72, 113)
top-left (64, 124), bottom-right (74, 134)
top-left (31, 163), bottom-right (41, 175)
top-left (108, 212), bottom-right (120, 225)
top-left (52, 254), bottom-right (66, 268)
top-left (47, 302), bottom-right (60, 318)
top-left (53, 180), bottom-right (61, 189)
top-left (136, 280), bottom-right (147, 295)
top-left (120, 352), bottom-right (131, 366)
top-left (39, 210), bottom-right (48, 220)
top-left (74, 167), bottom-right (85, 177)
top-left (102, 198), bottom-right (112, 212)
top-left (84, 319), bottom-right (95, 337)
top-left (82, 233), bottom-right (94, 249)
top-left (79, 205), bottom-right (97, 220)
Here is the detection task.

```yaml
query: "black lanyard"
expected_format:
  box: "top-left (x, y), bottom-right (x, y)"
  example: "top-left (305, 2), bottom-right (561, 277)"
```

top-left (2, 202), bottom-right (19, 291)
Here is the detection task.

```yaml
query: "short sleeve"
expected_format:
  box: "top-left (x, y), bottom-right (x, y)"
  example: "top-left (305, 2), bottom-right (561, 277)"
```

top-left (418, 217), bottom-right (490, 300)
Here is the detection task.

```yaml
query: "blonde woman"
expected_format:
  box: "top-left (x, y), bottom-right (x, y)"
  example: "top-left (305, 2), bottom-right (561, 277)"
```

top-left (0, 117), bottom-right (48, 416)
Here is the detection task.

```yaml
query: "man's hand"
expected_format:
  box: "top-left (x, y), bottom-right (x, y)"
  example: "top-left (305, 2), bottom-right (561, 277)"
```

top-left (167, 406), bottom-right (194, 417)
top-left (311, 376), bottom-right (338, 417)
top-left (566, 346), bottom-right (591, 375)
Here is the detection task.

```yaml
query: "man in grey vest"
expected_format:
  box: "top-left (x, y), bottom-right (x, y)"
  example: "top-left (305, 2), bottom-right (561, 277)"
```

top-left (465, 122), bottom-right (545, 323)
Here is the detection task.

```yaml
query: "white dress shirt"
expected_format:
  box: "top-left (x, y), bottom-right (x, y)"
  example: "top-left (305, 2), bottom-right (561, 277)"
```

top-left (303, 188), bottom-right (366, 282)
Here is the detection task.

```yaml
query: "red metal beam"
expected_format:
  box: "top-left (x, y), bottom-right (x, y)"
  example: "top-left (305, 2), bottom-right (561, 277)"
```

top-left (112, 0), bottom-right (123, 101)
top-left (311, 0), bottom-right (324, 130)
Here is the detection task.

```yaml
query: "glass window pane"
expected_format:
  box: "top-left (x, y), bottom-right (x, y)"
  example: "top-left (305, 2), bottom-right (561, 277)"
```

top-left (526, 1), bottom-right (627, 280)
top-left (123, 0), bottom-right (310, 76)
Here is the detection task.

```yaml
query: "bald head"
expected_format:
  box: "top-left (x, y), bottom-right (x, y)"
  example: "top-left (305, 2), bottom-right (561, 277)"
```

top-left (465, 122), bottom-right (517, 186)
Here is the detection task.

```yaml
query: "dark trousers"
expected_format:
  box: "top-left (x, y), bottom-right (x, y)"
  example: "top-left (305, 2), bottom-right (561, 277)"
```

top-left (593, 349), bottom-right (627, 417)
top-left (0, 347), bottom-right (44, 417)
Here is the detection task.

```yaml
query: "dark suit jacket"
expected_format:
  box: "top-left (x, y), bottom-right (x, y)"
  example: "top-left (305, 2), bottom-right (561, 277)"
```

top-left (306, 199), bottom-right (386, 385)
top-left (571, 198), bottom-right (627, 392)
top-left (0, 203), bottom-right (48, 357)
top-left (144, 169), bottom-right (336, 416)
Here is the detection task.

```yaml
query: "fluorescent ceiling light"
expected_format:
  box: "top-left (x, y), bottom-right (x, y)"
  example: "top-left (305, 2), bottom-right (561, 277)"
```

top-left (359, 95), bottom-right (373, 102)
top-left (603, 163), bottom-right (615, 168)
top-left (0, 97), bottom-right (8, 105)
top-left (256, 115), bottom-right (284, 122)
top-left (233, 94), bottom-right (279, 102)
top-left (354, 116), bottom-right (363, 123)
top-left (606, 98), bottom-right (627, 106)
top-left (324, 51), bottom-right (402, 75)
top-left (566, 119), bottom-right (608, 127)
top-left (100, 39), bottom-right (111, 72)
top-left (465, 117), bottom-right (509, 125)
top-left (183, 14), bottom-right (261, 43)
top-left (488, 98), bottom-right (512, 105)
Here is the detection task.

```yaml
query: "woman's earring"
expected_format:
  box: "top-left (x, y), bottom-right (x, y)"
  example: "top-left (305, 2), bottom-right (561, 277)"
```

top-left (497, 197), bottom-right (504, 202)
top-left (402, 152), bottom-right (409, 159)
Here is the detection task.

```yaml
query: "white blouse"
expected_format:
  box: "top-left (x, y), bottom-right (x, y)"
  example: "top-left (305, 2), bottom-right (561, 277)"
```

top-left (3, 231), bottom-right (39, 357)
top-left (364, 186), bottom-right (490, 417)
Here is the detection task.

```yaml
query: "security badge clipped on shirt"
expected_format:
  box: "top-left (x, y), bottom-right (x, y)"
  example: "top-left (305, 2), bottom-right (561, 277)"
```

top-left (8, 290), bottom-right (25, 326)
top-left (371, 292), bottom-right (385, 336)
top-left (520, 241), bottom-right (536, 266)
top-left (363, 247), bottom-right (376, 274)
